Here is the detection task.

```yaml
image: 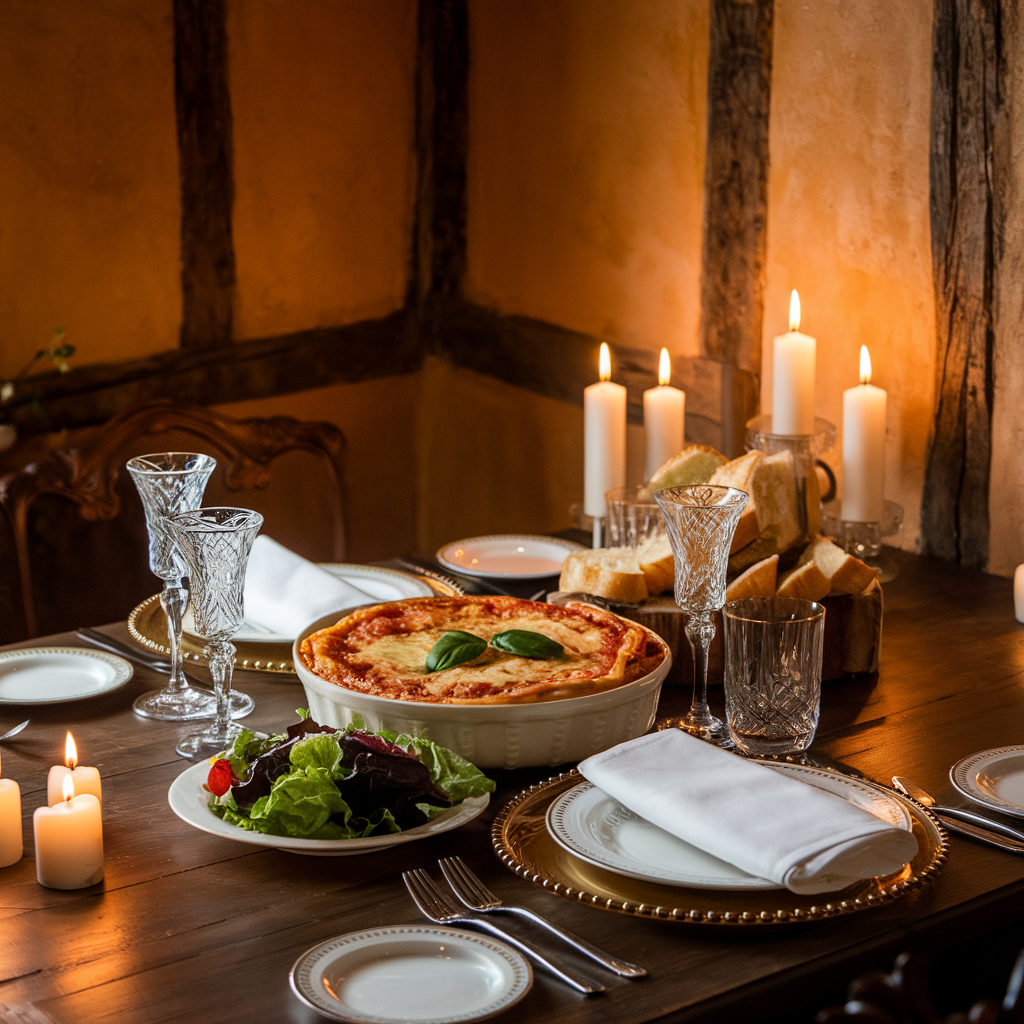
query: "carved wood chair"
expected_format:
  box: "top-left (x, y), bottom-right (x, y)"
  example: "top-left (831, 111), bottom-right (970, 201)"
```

top-left (0, 401), bottom-right (347, 639)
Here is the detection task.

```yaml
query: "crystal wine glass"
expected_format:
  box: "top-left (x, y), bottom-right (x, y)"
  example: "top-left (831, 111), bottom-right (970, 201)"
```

top-left (654, 484), bottom-right (749, 745)
top-left (166, 508), bottom-right (263, 759)
top-left (127, 453), bottom-right (219, 721)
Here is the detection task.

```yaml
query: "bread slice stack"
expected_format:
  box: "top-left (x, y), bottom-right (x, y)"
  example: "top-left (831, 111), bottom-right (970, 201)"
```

top-left (708, 451), bottom-right (763, 553)
top-left (639, 444), bottom-right (728, 500)
top-left (776, 535), bottom-right (879, 602)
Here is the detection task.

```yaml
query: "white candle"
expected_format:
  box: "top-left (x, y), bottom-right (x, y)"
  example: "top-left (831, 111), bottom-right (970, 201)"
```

top-left (0, 750), bottom-right (22, 868)
top-left (47, 732), bottom-right (101, 809)
top-left (34, 775), bottom-right (103, 890)
top-left (842, 346), bottom-right (887, 523)
top-left (643, 348), bottom-right (685, 481)
top-left (771, 290), bottom-right (817, 435)
top-left (1014, 566), bottom-right (1024, 623)
top-left (584, 343), bottom-right (626, 522)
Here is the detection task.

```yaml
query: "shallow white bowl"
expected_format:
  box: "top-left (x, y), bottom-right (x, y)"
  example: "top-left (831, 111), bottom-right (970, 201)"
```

top-left (292, 612), bottom-right (671, 769)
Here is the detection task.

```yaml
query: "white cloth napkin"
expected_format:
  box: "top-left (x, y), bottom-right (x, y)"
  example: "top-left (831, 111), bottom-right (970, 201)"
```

top-left (242, 536), bottom-right (374, 637)
top-left (578, 730), bottom-right (919, 894)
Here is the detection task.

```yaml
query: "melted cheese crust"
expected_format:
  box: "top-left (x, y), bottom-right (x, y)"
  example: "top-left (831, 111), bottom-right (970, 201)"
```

top-left (298, 596), bottom-right (665, 704)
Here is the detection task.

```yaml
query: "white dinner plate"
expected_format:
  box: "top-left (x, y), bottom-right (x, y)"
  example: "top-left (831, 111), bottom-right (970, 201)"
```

top-left (951, 746), bottom-right (1024, 818)
top-left (546, 763), bottom-right (913, 890)
top-left (167, 760), bottom-right (490, 856)
top-left (436, 535), bottom-right (585, 580)
top-left (0, 647), bottom-right (134, 706)
top-left (289, 925), bottom-right (532, 1024)
top-left (182, 564), bottom-right (434, 644)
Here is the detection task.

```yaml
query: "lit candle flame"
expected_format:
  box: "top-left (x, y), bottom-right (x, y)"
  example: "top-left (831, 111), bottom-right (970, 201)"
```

top-left (658, 348), bottom-right (671, 387)
top-left (65, 731), bottom-right (78, 770)
top-left (599, 343), bottom-right (611, 382)
top-left (62, 773), bottom-right (75, 802)
top-left (789, 290), bottom-right (801, 332)
top-left (860, 345), bottom-right (872, 385)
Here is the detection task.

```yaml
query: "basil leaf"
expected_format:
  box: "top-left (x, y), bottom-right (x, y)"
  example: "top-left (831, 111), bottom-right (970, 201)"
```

top-left (425, 631), bottom-right (488, 673)
top-left (490, 630), bottom-right (564, 660)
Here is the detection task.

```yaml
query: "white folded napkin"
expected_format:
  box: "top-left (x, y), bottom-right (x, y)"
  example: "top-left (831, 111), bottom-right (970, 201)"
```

top-left (578, 730), bottom-right (919, 894)
top-left (242, 536), bottom-right (374, 637)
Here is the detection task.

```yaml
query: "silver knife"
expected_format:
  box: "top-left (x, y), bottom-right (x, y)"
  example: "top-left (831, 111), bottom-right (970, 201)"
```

top-left (892, 776), bottom-right (1024, 852)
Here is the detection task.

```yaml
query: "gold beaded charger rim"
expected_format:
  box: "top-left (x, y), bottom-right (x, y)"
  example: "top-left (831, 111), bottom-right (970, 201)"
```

top-left (127, 573), bottom-right (461, 676)
top-left (491, 768), bottom-right (948, 927)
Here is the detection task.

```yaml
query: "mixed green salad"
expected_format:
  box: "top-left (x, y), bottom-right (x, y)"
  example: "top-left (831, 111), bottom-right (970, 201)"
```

top-left (204, 710), bottom-right (495, 840)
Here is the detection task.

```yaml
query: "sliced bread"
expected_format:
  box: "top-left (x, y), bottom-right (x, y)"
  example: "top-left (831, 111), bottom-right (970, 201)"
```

top-left (725, 554), bottom-right (778, 603)
top-left (637, 533), bottom-right (674, 595)
top-left (728, 450), bottom-right (803, 573)
top-left (797, 535), bottom-right (878, 595)
top-left (776, 561), bottom-right (831, 602)
top-left (640, 443), bottom-right (727, 500)
top-left (558, 548), bottom-right (649, 603)
top-left (710, 451), bottom-right (764, 553)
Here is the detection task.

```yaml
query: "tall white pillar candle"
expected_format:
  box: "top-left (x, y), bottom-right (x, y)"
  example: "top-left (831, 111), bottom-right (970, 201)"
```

top-left (34, 777), bottom-right (103, 890)
top-left (842, 346), bottom-right (887, 522)
top-left (584, 343), bottom-right (626, 522)
top-left (643, 348), bottom-right (685, 480)
top-left (1014, 565), bottom-right (1024, 623)
top-left (0, 752), bottom-right (22, 868)
top-left (771, 290), bottom-right (817, 435)
top-left (47, 732), bottom-right (101, 809)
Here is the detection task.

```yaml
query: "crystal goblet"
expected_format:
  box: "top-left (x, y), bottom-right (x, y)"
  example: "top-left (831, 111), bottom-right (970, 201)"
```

top-left (166, 508), bottom-right (263, 759)
top-left (653, 484), bottom-right (749, 745)
top-left (127, 453), bottom-right (219, 721)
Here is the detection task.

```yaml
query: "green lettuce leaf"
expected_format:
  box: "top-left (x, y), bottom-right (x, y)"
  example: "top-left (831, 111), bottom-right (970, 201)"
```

top-left (249, 766), bottom-right (350, 836)
top-left (396, 733), bottom-right (496, 803)
top-left (290, 733), bottom-right (343, 773)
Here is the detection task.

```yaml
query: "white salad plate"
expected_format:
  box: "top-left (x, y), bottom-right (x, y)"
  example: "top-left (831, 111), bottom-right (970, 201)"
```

top-left (546, 764), bottom-right (914, 890)
top-left (289, 925), bottom-right (532, 1024)
top-left (182, 564), bottom-right (433, 644)
top-left (436, 534), bottom-right (585, 580)
top-left (950, 746), bottom-right (1024, 818)
top-left (167, 760), bottom-right (490, 856)
top-left (0, 647), bottom-right (134, 706)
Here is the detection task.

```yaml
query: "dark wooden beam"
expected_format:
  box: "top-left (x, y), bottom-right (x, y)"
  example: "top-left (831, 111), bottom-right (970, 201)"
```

top-left (173, 0), bottom-right (236, 348)
top-left (921, 0), bottom-right (1002, 566)
top-left (699, 0), bottom-right (773, 457)
top-left (413, 0), bottom-right (469, 311)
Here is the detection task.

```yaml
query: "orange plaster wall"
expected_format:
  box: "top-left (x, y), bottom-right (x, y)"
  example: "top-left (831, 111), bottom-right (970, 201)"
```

top-left (760, 0), bottom-right (935, 553)
top-left (228, 0), bottom-right (417, 340)
top-left (0, 0), bottom-right (181, 378)
top-left (466, 0), bottom-right (709, 360)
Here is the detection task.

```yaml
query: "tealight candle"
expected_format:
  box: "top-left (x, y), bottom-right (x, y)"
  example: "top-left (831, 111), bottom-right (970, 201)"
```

top-left (771, 290), bottom-right (817, 435)
top-left (643, 349), bottom-right (685, 481)
top-left (34, 775), bottom-right (103, 890)
top-left (48, 732), bottom-right (102, 809)
top-left (0, 750), bottom-right (22, 868)
top-left (842, 346), bottom-right (887, 523)
top-left (584, 343), bottom-right (626, 544)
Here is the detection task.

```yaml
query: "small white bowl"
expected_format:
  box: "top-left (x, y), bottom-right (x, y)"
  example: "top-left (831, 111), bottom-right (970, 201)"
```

top-left (292, 613), bottom-right (671, 769)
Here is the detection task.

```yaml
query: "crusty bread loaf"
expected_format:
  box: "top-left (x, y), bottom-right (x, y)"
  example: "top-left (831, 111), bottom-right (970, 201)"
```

top-left (637, 533), bottom-right (674, 595)
top-left (709, 451), bottom-right (763, 553)
top-left (797, 535), bottom-right (878, 595)
top-left (639, 443), bottom-right (727, 500)
top-left (728, 450), bottom-right (802, 573)
top-left (776, 561), bottom-right (831, 602)
top-left (558, 548), bottom-right (648, 603)
top-left (725, 554), bottom-right (778, 603)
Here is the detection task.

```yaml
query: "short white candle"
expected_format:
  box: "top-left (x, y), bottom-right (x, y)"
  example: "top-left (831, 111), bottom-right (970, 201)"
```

top-left (643, 348), bottom-right (685, 481)
top-left (47, 732), bottom-right (101, 809)
top-left (842, 346), bottom-right (887, 523)
top-left (771, 290), bottom-right (817, 435)
top-left (34, 776), bottom-right (103, 890)
top-left (0, 750), bottom-right (22, 868)
top-left (1013, 565), bottom-right (1024, 623)
top-left (584, 343), bottom-right (626, 523)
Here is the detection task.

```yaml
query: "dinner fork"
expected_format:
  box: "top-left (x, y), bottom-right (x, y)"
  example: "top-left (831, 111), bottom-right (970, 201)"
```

top-left (402, 869), bottom-right (605, 995)
top-left (438, 856), bottom-right (645, 978)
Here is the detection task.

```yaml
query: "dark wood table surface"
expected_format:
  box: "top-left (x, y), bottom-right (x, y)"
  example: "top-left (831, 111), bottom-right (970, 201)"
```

top-left (1, 548), bottom-right (1024, 1023)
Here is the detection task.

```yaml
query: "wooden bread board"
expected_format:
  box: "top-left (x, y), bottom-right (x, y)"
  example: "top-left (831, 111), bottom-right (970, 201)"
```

top-left (549, 577), bottom-right (882, 687)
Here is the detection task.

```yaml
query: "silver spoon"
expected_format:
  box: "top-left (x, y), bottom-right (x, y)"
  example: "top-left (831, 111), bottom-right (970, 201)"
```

top-left (0, 720), bottom-right (29, 742)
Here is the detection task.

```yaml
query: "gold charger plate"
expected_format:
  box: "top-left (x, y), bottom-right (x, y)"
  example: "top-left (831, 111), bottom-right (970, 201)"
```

top-left (491, 769), bottom-right (948, 927)
top-left (127, 570), bottom-right (460, 676)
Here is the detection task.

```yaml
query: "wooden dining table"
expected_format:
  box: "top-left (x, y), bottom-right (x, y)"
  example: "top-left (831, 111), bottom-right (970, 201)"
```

top-left (1, 547), bottom-right (1023, 1024)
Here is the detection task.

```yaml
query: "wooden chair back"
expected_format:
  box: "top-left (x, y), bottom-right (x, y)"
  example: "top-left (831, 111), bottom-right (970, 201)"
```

top-left (0, 401), bottom-right (347, 639)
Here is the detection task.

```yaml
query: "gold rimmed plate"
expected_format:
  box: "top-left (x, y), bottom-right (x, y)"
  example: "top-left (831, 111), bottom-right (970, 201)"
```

top-left (491, 769), bottom-right (948, 926)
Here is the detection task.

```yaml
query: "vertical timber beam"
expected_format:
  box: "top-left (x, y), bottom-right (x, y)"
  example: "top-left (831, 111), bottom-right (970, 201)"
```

top-left (921, 0), bottom-right (1002, 566)
top-left (173, 0), bottom-right (236, 348)
top-left (698, 0), bottom-right (773, 457)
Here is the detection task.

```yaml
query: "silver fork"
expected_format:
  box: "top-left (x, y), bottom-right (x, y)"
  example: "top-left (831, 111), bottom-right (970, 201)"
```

top-left (0, 720), bottom-right (29, 742)
top-left (402, 868), bottom-right (605, 995)
top-left (439, 857), bottom-right (645, 978)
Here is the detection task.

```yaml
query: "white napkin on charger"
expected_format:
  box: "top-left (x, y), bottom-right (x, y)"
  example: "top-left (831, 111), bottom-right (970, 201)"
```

top-left (578, 730), bottom-right (919, 895)
top-left (242, 536), bottom-right (374, 637)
